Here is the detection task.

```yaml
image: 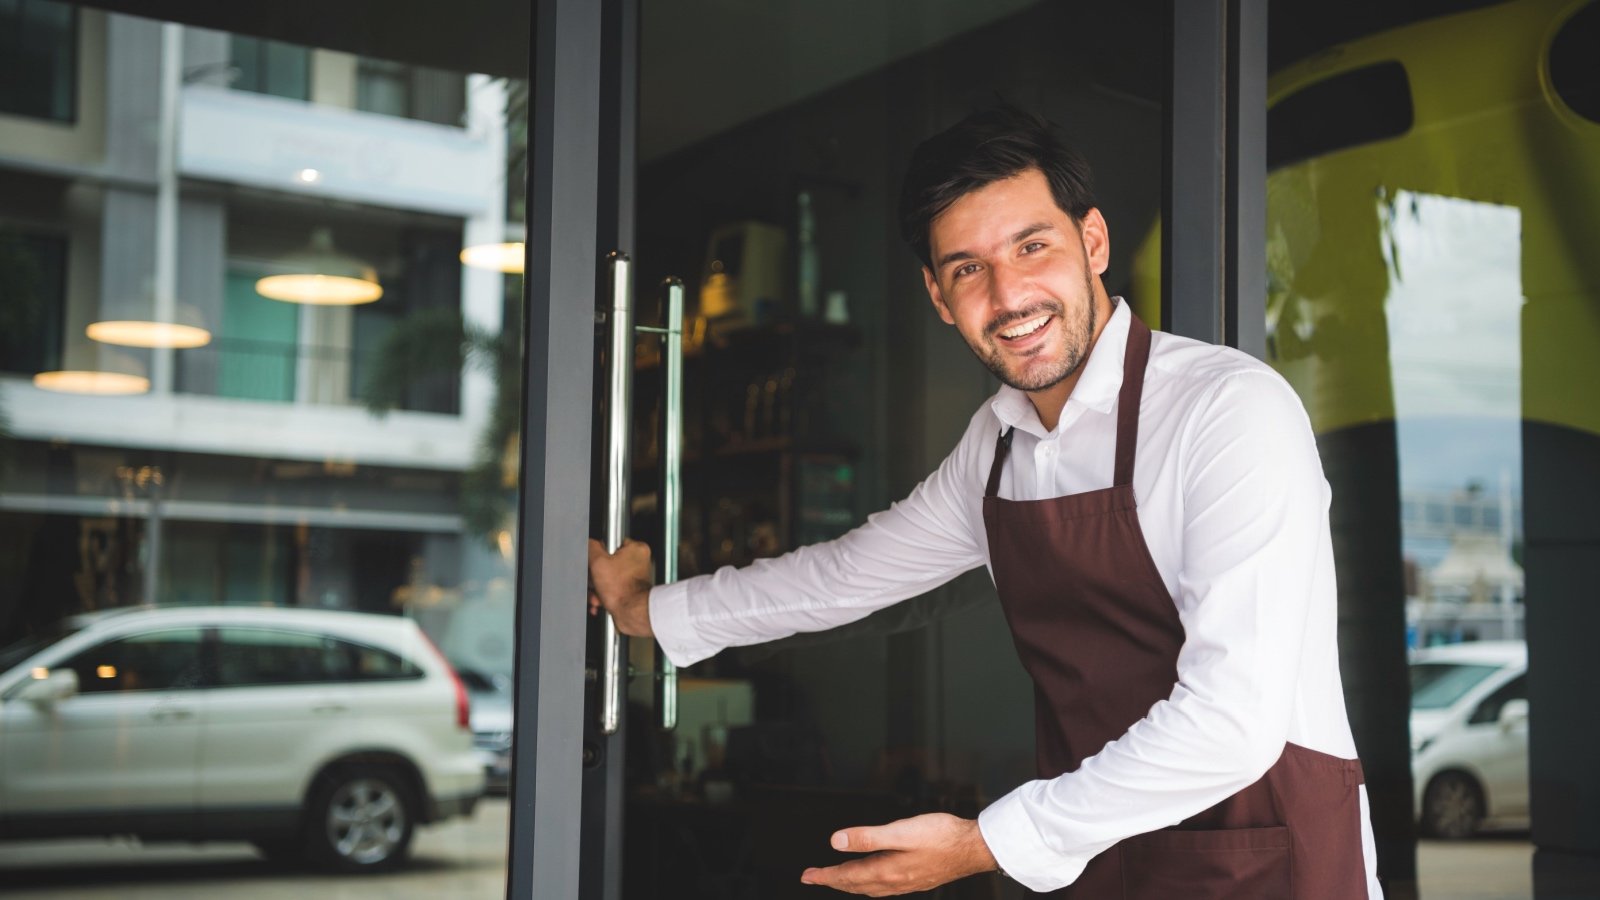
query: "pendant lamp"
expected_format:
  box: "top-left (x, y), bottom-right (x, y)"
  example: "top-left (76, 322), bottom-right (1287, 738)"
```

top-left (459, 241), bottom-right (526, 274)
top-left (33, 344), bottom-right (150, 395)
top-left (87, 302), bottom-right (212, 349)
top-left (256, 227), bottom-right (383, 305)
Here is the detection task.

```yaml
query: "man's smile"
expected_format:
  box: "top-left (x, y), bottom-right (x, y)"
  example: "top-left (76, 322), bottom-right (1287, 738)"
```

top-left (994, 314), bottom-right (1054, 347)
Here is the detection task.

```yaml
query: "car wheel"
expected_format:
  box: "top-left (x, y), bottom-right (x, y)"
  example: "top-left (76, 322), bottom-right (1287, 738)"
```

top-left (304, 765), bottom-right (417, 872)
top-left (1423, 771), bottom-right (1484, 839)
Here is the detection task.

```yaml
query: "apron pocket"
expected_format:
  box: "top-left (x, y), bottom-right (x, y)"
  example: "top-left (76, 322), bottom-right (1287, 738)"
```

top-left (1120, 825), bottom-right (1291, 900)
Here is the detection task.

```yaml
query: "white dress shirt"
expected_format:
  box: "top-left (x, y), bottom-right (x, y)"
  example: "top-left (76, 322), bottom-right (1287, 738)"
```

top-left (650, 300), bottom-right (1383, 896)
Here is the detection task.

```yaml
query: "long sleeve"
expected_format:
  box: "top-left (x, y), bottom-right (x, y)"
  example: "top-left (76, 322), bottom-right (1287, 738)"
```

top-left (650, 417), bottom-right (991, 668)
top-left (977, 369), bottom-right (1336, 892)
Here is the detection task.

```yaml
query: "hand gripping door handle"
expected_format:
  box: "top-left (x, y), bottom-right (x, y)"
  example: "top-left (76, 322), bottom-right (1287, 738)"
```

top-left (599, 251), bottom-right (633, 736)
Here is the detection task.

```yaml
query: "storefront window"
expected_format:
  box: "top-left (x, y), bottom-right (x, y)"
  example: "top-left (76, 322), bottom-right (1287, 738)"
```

top-left (0, 4), bottom-right (521, 892)
top-left (1262, 0), bottom-right (1598, 895)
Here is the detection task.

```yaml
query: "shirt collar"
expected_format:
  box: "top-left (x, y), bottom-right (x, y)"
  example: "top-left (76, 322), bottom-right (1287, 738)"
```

top-left (989, 297), bottom-right (1131, 437)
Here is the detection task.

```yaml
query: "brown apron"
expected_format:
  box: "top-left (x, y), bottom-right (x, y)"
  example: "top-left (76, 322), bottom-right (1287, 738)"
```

top-left (982, 313), bottom-right (1369, 899)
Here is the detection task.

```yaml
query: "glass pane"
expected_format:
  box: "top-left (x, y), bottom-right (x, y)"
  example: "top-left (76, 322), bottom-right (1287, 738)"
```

top-left (217, 627), bottom-right (355, 686)
top-left (625, 2), bottom-right (1168, 897)
top-left (1409, 663), bottom-right (1498, 710)
top-left (62, 628), bottom-right (205, 693)
top-left (0, 3), bottom-right (526, 894)
top-left (261, 39), bottom-right (308, 101)
top-left (0, 0), bottom-right (76, 122)
top-left (1262, 0), bottom-right (1598, 895)
top-left (0, 229), bottom-right (68, 374)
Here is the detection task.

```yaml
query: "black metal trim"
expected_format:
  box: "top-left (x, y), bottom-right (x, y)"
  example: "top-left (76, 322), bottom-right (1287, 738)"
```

top-left (505, 0), bottom-right (605, 897)
top-left (578, 2), bottom-right (637, 898)
top-left (1163, 0), bottom-right (1266, 359)
top-left (1229, 0), bottom-right (1266, 358)
top-left (1165, 0), bottom-right (1226, 344)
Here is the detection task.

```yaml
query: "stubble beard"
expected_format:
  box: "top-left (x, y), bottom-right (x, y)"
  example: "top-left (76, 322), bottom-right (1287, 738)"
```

top-left (972, 268), bottom-right (1098, 393)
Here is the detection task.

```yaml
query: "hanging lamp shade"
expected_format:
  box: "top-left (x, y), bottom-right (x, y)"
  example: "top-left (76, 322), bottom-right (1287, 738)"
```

top-left (33, 370), bottom-right (151, 394)
top-left (256, 227), bottom-right (383, 305)
top-left (33, 345), bottom-right (150, 395)
top-left (459, 241), bottom-right (526, 274)
top-left (87, 302), bottom-right (212, 349)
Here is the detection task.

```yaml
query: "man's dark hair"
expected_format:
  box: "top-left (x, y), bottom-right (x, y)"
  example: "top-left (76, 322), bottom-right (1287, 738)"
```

top-left (898, 105), bottom-right (1098, 271)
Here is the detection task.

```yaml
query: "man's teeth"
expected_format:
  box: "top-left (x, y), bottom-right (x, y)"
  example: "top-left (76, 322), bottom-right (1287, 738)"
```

top-left (1000, 316), bottom-right (1049, 339)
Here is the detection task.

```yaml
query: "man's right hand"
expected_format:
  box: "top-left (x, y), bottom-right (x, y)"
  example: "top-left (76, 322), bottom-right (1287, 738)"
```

top-left (587, 538), bottom-right (654, 638)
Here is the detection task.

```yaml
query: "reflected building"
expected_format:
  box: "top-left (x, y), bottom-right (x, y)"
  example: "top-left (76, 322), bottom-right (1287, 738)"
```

top-left (0, 6), bottom-right (517, 678)
top-left (1404, 485), bottom-right (1526, 645)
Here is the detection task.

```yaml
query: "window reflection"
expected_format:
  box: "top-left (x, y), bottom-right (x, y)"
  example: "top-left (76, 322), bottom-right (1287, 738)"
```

top-left (1381, 191), bottom-right (1524, 645)
top-left (0, 2), bottom-right (521, 890)
top-left (1260, 0), bottom-right (1600, 893)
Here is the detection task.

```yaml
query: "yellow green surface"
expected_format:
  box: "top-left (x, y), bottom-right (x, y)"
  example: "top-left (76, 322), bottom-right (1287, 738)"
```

top-left (1131, 0), bottom-right (1600, 437)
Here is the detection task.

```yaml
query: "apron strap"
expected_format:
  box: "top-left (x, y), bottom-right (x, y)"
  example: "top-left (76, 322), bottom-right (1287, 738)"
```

top-left (1113, 314), bottom-right (1152, 487)
top-left (985, 426), bottom-right (1015, 499)
top-left (985, 311), bottom-right (1153, 497)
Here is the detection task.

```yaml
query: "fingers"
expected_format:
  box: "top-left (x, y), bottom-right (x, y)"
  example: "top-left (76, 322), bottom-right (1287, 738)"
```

top-left (801, 853), bottom-right (914, 896)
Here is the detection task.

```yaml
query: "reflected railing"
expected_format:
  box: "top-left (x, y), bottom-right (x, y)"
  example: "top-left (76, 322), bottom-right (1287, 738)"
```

top-left (175, 337), bottom-right (460, 413)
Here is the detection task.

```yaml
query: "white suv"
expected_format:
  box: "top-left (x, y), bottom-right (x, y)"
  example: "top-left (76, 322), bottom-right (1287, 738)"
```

top-left (0, 606), bottom-right (486, 872)
top-left (1410, 640), bottom-right (1529, 838)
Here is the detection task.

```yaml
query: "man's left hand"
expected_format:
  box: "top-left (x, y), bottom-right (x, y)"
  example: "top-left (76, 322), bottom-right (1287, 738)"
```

top-left (800, 812), bottom-right (998, 896)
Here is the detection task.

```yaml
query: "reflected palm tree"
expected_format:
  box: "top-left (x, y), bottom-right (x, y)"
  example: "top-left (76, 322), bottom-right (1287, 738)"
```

top-left (361, 287), bottom-right (521, 542)
top-left (359, 79), bottom-right (527, 545)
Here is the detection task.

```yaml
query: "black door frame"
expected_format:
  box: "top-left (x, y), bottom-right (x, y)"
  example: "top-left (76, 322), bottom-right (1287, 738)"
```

top-left (505, 0), bottom-right (604, 898)
top-left (504, 3), bottom-right (1332, 899)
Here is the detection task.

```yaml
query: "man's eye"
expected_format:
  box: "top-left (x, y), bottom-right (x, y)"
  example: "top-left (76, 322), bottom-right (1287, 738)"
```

top-left (1021, 241), bottom-right (1046, 254)
top-left (954, 263), bottom-right (980, 278)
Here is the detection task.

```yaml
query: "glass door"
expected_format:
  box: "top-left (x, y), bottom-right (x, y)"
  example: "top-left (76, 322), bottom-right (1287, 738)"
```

top-left (0, 1), bottom-right (529, 897)
top-left (575, 3), bottom-right (1173, 897)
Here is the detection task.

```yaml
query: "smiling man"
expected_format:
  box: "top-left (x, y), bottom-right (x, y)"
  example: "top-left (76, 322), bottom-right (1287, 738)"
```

top-left (589, 105), bottom-right (1382, 898)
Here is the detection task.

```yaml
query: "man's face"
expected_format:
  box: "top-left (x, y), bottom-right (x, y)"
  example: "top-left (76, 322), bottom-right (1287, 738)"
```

top-left (922, 167), bottom-right (1111, 396)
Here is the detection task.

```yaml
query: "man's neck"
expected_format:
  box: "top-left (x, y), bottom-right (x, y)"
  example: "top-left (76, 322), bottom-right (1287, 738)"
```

top-left (1027, 292), bottom-right (1117, 432)
top-left (1028, 379), bottom-right (1075, 433)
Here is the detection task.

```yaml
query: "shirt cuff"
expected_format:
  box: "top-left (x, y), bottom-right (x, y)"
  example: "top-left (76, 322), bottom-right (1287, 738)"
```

top-left (648, 578), bottom-right (720, 668)
top-left (977, 785), bottom-right (1089, 893)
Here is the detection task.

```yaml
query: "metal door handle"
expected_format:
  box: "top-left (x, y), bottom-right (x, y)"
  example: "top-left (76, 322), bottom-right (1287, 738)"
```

top-left (633, 280), bottom-right (686, 731)
top-left (312, 704), bottom-right (349, 714)
top-left (656, 278), bottom-right (683, 732)
top-left (599, 251), bottom-right (634, 736)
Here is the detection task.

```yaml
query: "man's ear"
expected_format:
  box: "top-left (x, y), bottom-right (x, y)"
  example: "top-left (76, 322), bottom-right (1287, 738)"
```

top-left (923, 266), bottom-right (955, 325)
top-left (1080, 208), bottom-right (1111, 276)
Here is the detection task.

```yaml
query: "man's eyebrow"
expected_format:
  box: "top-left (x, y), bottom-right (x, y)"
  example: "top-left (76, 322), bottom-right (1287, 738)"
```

top-left (934, 248), bottom-right (977, 270)
top-left (934, 222), bottom-right (1057, 271)
top-left (1009, 222), bottom-right (1056, 244)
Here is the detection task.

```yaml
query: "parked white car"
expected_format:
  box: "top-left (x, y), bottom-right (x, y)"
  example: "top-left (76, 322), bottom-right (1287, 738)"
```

top-left (0, 606), bottom-right (485, 871)
top-left (1410, 640), bottom-right (1529, 838)
top-left (453, 664), bottom-right (513, 794)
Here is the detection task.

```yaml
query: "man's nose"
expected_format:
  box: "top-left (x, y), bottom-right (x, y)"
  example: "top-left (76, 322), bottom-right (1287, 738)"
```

top-left (988, 259), bottom-right (1031, 313)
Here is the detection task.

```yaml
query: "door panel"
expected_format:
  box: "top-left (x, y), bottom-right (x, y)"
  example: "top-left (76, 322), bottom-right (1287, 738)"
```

top-left (594, 3), bottom-right (1172, 897)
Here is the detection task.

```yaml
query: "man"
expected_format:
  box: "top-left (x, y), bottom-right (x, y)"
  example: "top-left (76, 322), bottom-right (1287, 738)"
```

top-left (589, 105), bottom-right (1381, 898)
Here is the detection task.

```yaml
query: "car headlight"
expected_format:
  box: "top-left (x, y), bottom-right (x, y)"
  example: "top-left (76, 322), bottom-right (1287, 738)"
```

top-left (1412, 737), bottom-right (1434, 757)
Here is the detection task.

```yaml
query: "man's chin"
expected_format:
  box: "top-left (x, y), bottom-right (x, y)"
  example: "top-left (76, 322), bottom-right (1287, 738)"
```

top-left (991, 353), bottom-right (1082, 393)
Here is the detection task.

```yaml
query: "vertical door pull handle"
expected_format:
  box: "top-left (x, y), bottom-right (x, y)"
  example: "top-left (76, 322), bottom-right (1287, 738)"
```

top-left (633, 280), bottom-right (685, 731)
top-left (600, 251), bottom-right (633, 736)
top-left (656, 277), bottom-right (683, 732)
